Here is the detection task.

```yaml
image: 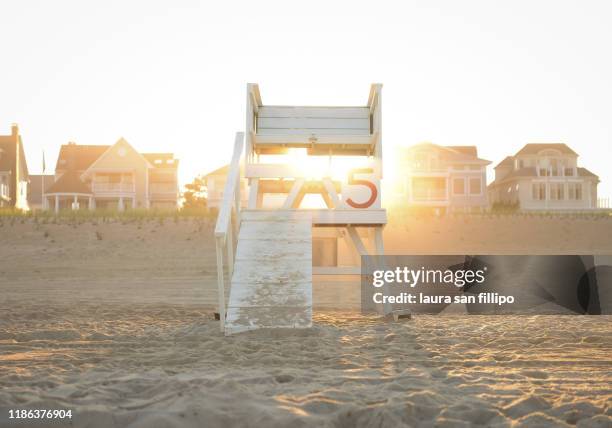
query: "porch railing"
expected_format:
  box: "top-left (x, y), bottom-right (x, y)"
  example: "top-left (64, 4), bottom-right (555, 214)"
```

top-left (0, 183), bottom-right (8, 199)
top-left (149, 183), bottom-right (178, 194)
top-left (92, 182), bottom-right (135, 193)
top-left (214, 132), bottom-right (244, 332)
top-left (598, 197), bottom-right (611, 209)
top-left (412, 188), bottom-right (447, 201)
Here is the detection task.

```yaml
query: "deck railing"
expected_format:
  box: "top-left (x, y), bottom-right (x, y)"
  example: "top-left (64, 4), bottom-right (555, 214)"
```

top-left (598, 197), bottom-right (611, 209)
top-left (412, 188), bottom-right (447, 201)
top-left (149, 183), bottom-right (177, 194)
top-left (92, 182), bottom-right (135, 193)
top-left (214, 132), bottom-right (244, 332)
top-left (0, 183), bottom-right (8, 199)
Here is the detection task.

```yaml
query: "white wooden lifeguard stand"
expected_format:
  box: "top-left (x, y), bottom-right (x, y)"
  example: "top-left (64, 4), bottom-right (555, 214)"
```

top-left (215, 83), bottom-right (386, 335)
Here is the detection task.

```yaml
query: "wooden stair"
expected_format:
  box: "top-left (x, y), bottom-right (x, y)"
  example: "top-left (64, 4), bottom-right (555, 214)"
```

top-left (225, 210), bottom-right (313, 335)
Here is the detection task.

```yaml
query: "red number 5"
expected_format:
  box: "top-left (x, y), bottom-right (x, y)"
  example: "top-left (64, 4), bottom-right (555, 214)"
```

top-left (346, 168), bottom-right (377, 209)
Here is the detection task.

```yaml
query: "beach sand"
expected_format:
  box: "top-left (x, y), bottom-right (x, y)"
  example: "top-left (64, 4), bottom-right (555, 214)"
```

top-left (0, 216), bottom-right (611, 427)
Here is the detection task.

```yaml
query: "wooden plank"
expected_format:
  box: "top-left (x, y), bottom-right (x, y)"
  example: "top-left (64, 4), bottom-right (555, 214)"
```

top-left (256, 128), bottom-right (371, 135)
top-left (258, 106), bottom-right (369, 118)
top-left (240, 210), bottom-right (312, 223)
top-left (283, 178), bottom-right (305, 209)
top-left (246, 164), bottom-right (300, 179)
top-left (238, 222), bottom-right (310, 240)
top-left (235, 239), bottom-right (312, 261)
top-left (253, 134), bottom-right (373, 146)
top-left (231, 259), bottom-right (312, 284)
top-left (248, 178), bottom-right (259, 209)
top-left (225, 213), bottom-right (313, 335)
top-left (322, 177), bottom-right (342, 208)
top-left (228, 281), bottom-right (311, 307)
top-left (347, 226), bottom-right (369, 256)
top-left (258, 117), bottom-right (370, 130)
top-left (310, 209), bottom-right (387, 226)
top-left (239, 208), bottom-right (387, 226)
top-left (214, 132), bottom-right (244, 239)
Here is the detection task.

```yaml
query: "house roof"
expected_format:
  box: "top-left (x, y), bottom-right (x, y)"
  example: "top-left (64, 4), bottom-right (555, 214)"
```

top-left (515, 143), bottom-right (578, 156)
top-left (45, 170), bottom-right (92, 195)
top-left (494, 156), bottom-right (515, 169)
top-left (80, 138), bottom-right (155, 178)
top-left (55, 144), bottom-right (109, 172)
top-left (577, 167), bottom-right (598, 178)
top-left (203, 165), bottom-right (230, 178)
top-left (447, 146), bottom-right (478, 157)
top-left (488, 166), bottom-right (600, 188)
top-left (143, 153), bottom-right (179, 169)
top-left (27, 175), bottom-right (55, 204)
top-left (404, 142), bottom-right (491, 164)
top-left (0, 126), bottom-right (29, 178)
top-left (0, 141), bottom-right (14, 171)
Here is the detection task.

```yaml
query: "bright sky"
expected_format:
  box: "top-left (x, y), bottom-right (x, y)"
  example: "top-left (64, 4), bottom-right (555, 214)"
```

top-left (1, 1), bottom-right (611, 198)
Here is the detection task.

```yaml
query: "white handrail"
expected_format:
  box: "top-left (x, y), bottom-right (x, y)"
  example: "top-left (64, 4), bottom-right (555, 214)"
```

top-left (214, 132), bottom-right (244, 333)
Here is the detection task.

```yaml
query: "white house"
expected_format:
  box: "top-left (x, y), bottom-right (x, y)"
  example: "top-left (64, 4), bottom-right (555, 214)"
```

top-left (392, 143), bottom-right (491, 214)
top-left (44, 138), bottom-right (179, 212)
top-left (488, 143), bottom-right (599, 211)
top-left (0, 124), bottom-right (29, 210)
top-left (203, 165), bottom-right (247, 212)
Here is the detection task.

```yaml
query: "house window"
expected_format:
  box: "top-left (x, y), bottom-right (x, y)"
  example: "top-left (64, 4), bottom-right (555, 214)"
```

top-left (532, 183), bottom-right (546, 200)
top-left (453, 178), bottom-right (465, 195)
top-left (565, 168), bottom-right (574, 177)
top-left (550, 183), bottom-right (564, 200)
top-left (469, 178), bottom-right (481, 195)
top-left (568, 183), bottom-right (583, 200)
top-left (413, 152), bottom-right (427, 170)
top-left (539, 168), bottom-right (549, 176)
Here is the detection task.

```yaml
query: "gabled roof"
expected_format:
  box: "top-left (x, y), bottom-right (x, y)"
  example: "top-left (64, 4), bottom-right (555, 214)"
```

top-left (515, 143), bottom-right (578, 156)
top-left (447, 146), bottom-right (477, 157)
top-left (80, 138), bottom-right (153, 178)
top-left (0, 127), bottom-right (28, 178)
top-left (488, 166), bottom-right (599, 188)
top-left (55, 144), bottom-right (109, 172)
top-left (577, 167), bottom-right (599, 178)
top-left (494, 156), bottom-right (515, 169)
top-left (203, 165), bottom-right (230, 178)
top-left (404, 142), bottom-right (491, 164)
top-left (45, 170), bottom-right (92, 195)
top-left (0, 141), bottom-right (14, 171)
top-left (143, 153), bottom-right (179, 169)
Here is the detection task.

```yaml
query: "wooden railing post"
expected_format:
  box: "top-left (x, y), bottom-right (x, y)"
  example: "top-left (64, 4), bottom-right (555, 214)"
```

top-left (214, 132), bottom-right (245, 334)
top-left (215, 236), bottom-right (225, 333)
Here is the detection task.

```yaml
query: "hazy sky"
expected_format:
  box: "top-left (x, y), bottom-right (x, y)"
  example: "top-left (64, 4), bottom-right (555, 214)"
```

top-left (1, 1), bottom-right (611, 198)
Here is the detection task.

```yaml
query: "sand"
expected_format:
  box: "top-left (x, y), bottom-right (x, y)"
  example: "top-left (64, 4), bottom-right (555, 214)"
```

top-left (0, 215), bottom-right (611, 427)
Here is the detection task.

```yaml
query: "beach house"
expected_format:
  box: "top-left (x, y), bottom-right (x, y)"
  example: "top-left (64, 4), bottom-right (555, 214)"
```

top-left (488, 143), bottom-right (599, 211)
top-left (44, 138), bottom-right (179, 212)
top-left (0, 124), bottom-right (29, 210)
top-left (203, 165), bottom-right (247, 212)
top-left (393, 143), bottom-right (490, 213)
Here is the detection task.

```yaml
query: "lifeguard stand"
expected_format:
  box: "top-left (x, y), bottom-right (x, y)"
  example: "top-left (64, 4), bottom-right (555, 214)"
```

top-left (215, 83), bottom-right (387, 335)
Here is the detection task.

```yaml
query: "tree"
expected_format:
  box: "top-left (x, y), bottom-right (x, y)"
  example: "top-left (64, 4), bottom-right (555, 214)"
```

top-left (182, 175), bottom-right (207, 209)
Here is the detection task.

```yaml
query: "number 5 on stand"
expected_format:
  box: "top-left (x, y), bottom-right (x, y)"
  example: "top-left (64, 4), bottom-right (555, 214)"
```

top-left (343, 168), bottom-right (380, 209)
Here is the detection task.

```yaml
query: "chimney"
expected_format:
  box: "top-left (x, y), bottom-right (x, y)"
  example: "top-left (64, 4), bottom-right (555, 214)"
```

top-left (11, 123), bottom-right (18, 137)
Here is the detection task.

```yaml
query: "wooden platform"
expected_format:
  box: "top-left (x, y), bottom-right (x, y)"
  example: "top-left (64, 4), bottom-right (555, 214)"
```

top-left (225, 211), bottom-right (313, 335)
top-left (240, 209), bottom-right (387, 226)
